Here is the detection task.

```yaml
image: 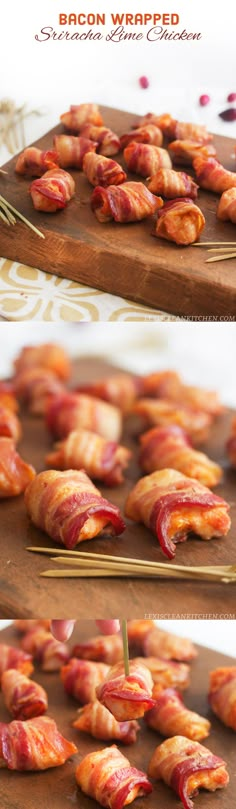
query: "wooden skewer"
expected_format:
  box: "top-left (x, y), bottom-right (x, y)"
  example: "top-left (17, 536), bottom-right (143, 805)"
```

top-left (49, 556), bottom-right (236, 581)
top-left (193, 242), bottom-right (236, 246)
top-left (0, 195), bottom-right (45, 239)
top-left (206, 253), bottom-right (236, 263)
top-left (40, 567), bottom-right (236, 581)
top-left (122, 620), bottom-right (130, 676)
top-left (0, 168), bottom-right (8, 175)
top-left (207, 247), bottom-right (236, 252)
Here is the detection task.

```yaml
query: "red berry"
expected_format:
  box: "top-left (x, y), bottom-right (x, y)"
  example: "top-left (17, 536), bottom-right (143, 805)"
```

top-left (199, 94), bottom-right (210, 106)
top-left (227, 92), bottom-right (236, 102)
top-left (139, 76), bottom-right (149, 89)
top-left (219, 107), bottom-right (236, 121)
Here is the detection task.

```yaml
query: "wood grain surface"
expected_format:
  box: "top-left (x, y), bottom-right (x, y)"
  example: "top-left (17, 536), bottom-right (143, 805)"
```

top-left (0, 357), bottom-right (236, 619)
top-left (0, 105), bottom-right (236, 318)
top-left (0, 621), bottom-right (235, 809)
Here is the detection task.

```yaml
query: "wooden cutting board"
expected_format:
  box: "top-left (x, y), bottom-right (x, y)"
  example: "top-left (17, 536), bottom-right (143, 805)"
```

top-left (0, 357), bottom-right (236, 619)
top-left (0, 621), bottom-right (235, 809)
top-left (0, 105), bottom-right (236, 319)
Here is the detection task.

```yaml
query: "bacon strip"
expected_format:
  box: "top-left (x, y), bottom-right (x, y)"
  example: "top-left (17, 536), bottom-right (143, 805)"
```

top-left (96, 661), bottom-right (155, 721)
top-left (164, 119), bottom-right (213, 143)
top-left (60, 103), bottom-right (103, 131)
top-left (148, 736), bottom-right (229, 809)
top-left (148, 169), bottom-right (198, 199)
top-left (45, 392), bottom-right (122, 442)
top-left (120, 125), bottom-right (163, 149)
top-left (80, 124), bottom-right (120, 156)
top-left (133, 398), bottom-right (212, 444)
top-left (24, 469), bottom-right (126, 548)
top-left (72, 633), bottom-right (123, 664)
top-left (0, 437), bottom-right (35, 498)
top-left (0, 644), bottom-right (33, 682)
top-left (74, 372), bottom-right (142, 412)
top-left (0, 716), bottom-right (77, 770)
top-left (83, 152), bottom-right (127, 187)
top-left (145, 688), bottom-right (210, 740)
top-left (76, 745), bottom-right (152, 808)
top-left (30, 168), bottom-right (75, 212)
top-left (0, 406), bottom-right (22, 443)
top-left (15, 147), bottom-right (58, 176)
top-left (193, 156), bottom-right (236, 193)
top-left (13, 343), bottom-right (71, 380)
top-left (14, 366), bottom-right (65, 415)
top-left (141, 371), bottom-right (223, 416)
top-left (143, 626), bottom-right (197, 661)
top-left (1, 669), bottom-right (48, 720)
top-left (20, 627), bottom-right (69, 671)
top-left (139, 426), bottom-right (222, 487)
top-left (168, 140), bottom-right (217, 166)
top-left (127, 620), bottom-right (156, 653)
top-left (154, 198), bottom-right (205, 245)
top-left (54, 135), bottom-right (97, 169)
top-left (61, 658), bottom-right (110, 703)
top-left (91, 181), bottom-right (162, 223)
top-left (73, 701), bottom-right (139, 744)
top-left (46, 429), bottom-right (131, 486)
top-left (123, 142), bottom-right (172, 177)
top-left (217, 187), bottom-right (236, 222)
top-left (133, 657), bottom-right (190, 692)
top-left (208, 667), bottom-right (236, 730)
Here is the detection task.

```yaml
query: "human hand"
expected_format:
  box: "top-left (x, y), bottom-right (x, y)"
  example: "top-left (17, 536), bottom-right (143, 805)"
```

top-left (51, 619), bottom-right (120, 641)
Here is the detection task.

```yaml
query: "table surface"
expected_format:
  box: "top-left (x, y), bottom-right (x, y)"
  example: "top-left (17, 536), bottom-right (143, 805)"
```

top-left (0, 621), bottom-right (235, 809)
top-left (0, 357), bottom-right (236, 620)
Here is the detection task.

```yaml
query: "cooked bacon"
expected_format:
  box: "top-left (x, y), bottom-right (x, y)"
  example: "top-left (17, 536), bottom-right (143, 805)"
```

top-left (1, 669), bottom-right (48, 720)
top-left (148, 169), bottom-right (198, 199)
top-left (24, 469), bottom-right (126, 549)
top-left (133, 398), bottom-right (212, 444)
top-left (20, 627), bottom-right (69, 671)
top-left (217, 187), bottom-right (236, 222)
top-left (83, 152), bottom-right (127, 187)
top-left (133, 113), bottom-right (173, 131)
top-left (91, 181), bottom-right (162, 223)
top-left (168, 140), bottom-right (217, 166)
top-left (76, 745), bottom-right (152, 808)
top-left (226, 417), bottom-right (236, 468)
top-left (164, 119), bottom-right (213, 144)
top-left (45, 392), bottom-right (122, 441)
top-left (127, 620), bottom-right (156, 653)
top-left (0, 405), bottom-right (22, 443)
top-left (72, 633), bottom-right (123, 664)
top-left (73, 701), bottom-right (139, 744)
top-left (193, 156), bottom-right (236, 193)
top-left (46, 429), bottom-right (131, 486)
top-left (133, 658), bottom-right (190, 692)
top-left (125, 469), bottom-right (230, 559)
top-left (30, 168), bottom-right (75, 212)
top-left (123, 142), bottom-right (172, 177)
top-left (154, 198), bottom-right (205, 245)
top-left (145, 688), bottom-right (210, 740)
top-left (80, 124), bottom-right (120, 156)
top-left (0, 437), bottom-right (35, 498)
top-left (139, 426), bottom-right (222, 487)
top-left (208, 667), bottom-right (236, 730)
top-left (60, 103), bottom-right (103, 131)
top-left (0, 387), bottom-right (18, 413)
top-left (0, 716), bottom-right (77, 770)
top-left (148, 736), bottom-right (229, 809)
top-left (53, 135), bottom-right (97, 169)
top-left (120, 125), bottom-right (163, 149)
top-left (14, 620), bottom-right (51, 633)
top-left (61, 658), bottom-right (110, 703)
top-left (74, 372), bottom-right (142, 412)
top-left (143, 626), bottom-right (197, 661)
top-left (0, 644), bottom-right (33, 682)
top-left (142, 370), bottom-right (223, 416)
top-left (96, 660), bottom-right (155, 721)
top-left (15, 147), bottom-right (58, 176)
top-left (14, 367), bottom-right (65, 415)
top-left (13, 343), bottom-right (71, 380)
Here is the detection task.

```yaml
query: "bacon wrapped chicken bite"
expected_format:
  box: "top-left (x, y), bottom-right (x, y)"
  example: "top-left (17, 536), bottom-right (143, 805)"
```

top-left (163, 118), bottom-right (213, 144)
top-left (30, 168), bottom-right (75, 212)
top-left (168, 140), bottom-right (217, 166)
top-left (133, 112), bottom-right (173, 131)
top-left (145, 688), bottom-right (210, 741)
top-left (74, 372), bottom-right (142, 413)
top-left (1, 669), bottom-right (48, 720)
top-left (193, 156), bottom-right (236, 193)
top-left (123, 142), bottom-right (172, 177)
top-left (60, 103), bottom-right (103, 131)
top-left (127, 620), bottom-right (156, 653)
top-left (72, 633), bottom-right (123, 664)
top-left (143, 626), bottom-right (197, 662)
top-left (46, 392), bottom-right (122, 442)
top-left (0, 385), bottom-right (18, 413)
top-left (13, 342), bottom-right (71, 380)
top-left (0, 644), bottom-right (33, 682)
top-left (80, 124), bottom-right (120, 156)
top-left (24, 469), bottom-right (126, 549)
top-left (96, 660), bottom-right (155, 720)
top-left (73, 701), bottom-right (139, 744)
top-left (142, 370), bottom-right (223, 417)
top-left (0, 437), bottom-right (35, 498)
top-left (14, 366), bottom-right (65, 415)
top-left (83, 152), bottom-right (127, 187)
top-left (0, 716), bottom-right (77, 770)
top-left (0, 405), bottom-right (21, 443)
top-left (139, 426), bottom-right (222, 488)
top-left (226, 418), bottom-right (236, 468)
top-left (20, 626), bottom-right (69, 671)
top-left (61, 658), bottom-right (110, 703)
top-left (133, 399), bottom-right (212, 445)
top-left (76, 745), bottom-right (153, 808)
top-left (125, 469), bottom-right (230, 560)
top-left (148, 169), bottom-right (198, 200)
top-left (132, 657), bottom-right (190, 693)
top-left (15, 147), bottom-right (58, 176)
top-left (208, 667), bottom-right (236, 730)
top-left (91, 181), bottom-right (162, 223)
top-left (53, 134), bottom-right (97, 169)
top-left (120, 125), bottom-right (163, 149)
top-left (148, 736), bottom-right (229, 809)
top-left (217, 187), bottom-right (236, 222)
top-left (46, 429), bottom-right (131, 486)
top-left (154, 198), bottom-right (205, 245)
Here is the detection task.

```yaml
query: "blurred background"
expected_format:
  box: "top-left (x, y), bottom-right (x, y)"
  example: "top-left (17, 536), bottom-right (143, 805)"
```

top-left (0, 322), bottom-right (235, 405)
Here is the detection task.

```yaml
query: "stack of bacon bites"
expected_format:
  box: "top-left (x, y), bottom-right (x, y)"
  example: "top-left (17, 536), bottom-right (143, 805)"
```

top-left (0, 619), bottom-right (234, 809)
top-left (0, 342), bottom-right (234, 558)
top-left (14, 103), bottom-right (236, 245)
